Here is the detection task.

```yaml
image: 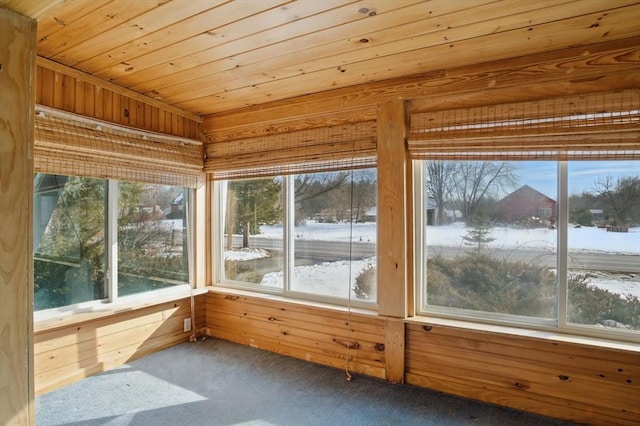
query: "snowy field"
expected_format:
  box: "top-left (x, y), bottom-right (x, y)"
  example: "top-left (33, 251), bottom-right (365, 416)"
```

top-left (224, 221), bottom-right (639, 299)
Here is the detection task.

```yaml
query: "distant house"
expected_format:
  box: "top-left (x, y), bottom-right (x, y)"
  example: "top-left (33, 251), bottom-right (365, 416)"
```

top-left (497, 185), bottom-right (556, 224)
top-left (363, 207), bottom-right (377, 222)
top-left (589, 209), bottom-right (604, 221)
top-left (426, 197), bottom-right (438, 225)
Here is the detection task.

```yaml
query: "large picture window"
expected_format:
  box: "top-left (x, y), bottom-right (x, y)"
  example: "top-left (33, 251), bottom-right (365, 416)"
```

top-left (216, 168), bottom-right (377, 306)
top-left (415, 160), bottom-right (639, 340)
top-left (34, 174), bottom-right (191, 312)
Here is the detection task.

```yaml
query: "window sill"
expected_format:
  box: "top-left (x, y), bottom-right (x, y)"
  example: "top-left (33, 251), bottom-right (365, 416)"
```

top-left (206, 285), bottom-right (379, 318)
top-left (406, 315), bottom-right (640, 353)
top-left (34, 287), bottom-right (208, 334)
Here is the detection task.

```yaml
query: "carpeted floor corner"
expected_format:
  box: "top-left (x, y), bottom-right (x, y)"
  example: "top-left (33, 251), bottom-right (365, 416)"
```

top-left (36, 338), bottom-right (578, 426)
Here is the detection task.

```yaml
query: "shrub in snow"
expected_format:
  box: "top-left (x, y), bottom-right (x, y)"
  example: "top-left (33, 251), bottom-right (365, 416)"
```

top-left (354, 265), bottom-right (376, 300)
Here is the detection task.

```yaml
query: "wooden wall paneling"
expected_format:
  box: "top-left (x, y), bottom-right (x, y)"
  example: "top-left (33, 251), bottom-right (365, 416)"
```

top-left (376, 99), bottom-right (408, 318)
top-left (62, 74), bottom-right (75, 111)
top-left (136, 99), bottom-right (145, 128)
top-left (83, 81), bottom-right (94, 117)
top-left (36, 56), bottom-right (202, 128)
top-left (383, 319), bottom-right (405, 384)
top-left (126, 97), bottom-right (137, 126)
top-left (111, 92), bottom-right (121, 124)
top-left (39, 66), bottom-right (54, 107)
top-left (405, 323), bottom-right (640, 425)
top-left (102, 89), bottom-right (112, 122)
top-left (0, 8), bottom-right (36, 425)
top-left (73, 77), bottom-right (84, 115)
top-left (34, 295), bottom-right (206, 395)
top-left (151, 105), bottom-right (160, 132)
top-left (52, 70), bottom-right (63, 109)
top-left (94, 85), bottom-right (103, 119)
top-left (205, 291), bottom-right (387, 379)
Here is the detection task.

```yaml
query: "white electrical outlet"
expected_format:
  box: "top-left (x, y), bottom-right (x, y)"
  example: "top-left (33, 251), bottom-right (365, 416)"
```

top-left (183, 318), bottom-right (192, 332)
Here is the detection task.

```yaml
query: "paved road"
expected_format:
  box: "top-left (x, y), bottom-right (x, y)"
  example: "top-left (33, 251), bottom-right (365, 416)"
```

top-left (237, 236), bottom-right (640, 273)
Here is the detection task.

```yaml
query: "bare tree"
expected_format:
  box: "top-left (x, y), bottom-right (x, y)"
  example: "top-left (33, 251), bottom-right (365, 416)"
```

top-left (426, 161), bottom-right (456, 225)
top-left (593, 176), bottom-right (640, 226)
top-left (452, 161), bottom-right (517, 225)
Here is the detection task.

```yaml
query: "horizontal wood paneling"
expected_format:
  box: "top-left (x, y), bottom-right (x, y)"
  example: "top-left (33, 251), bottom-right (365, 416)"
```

top-left (34, 295), bottom-right (206, 395)
top-left (405, 323), bottom-right (640, 426)
top-left (205, 291), bottom-right (388, 380)
top-left (36, 59), bottom-right (200, 139)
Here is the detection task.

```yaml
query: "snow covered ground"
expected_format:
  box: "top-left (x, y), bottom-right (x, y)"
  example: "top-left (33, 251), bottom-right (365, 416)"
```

top-left (224, 221), bottom-right (639, 299)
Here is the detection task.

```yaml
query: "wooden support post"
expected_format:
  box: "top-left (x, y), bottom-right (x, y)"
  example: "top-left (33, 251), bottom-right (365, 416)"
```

top-left (376, 99), bottom-right (408, 318)
top-left (0, 8), bottom-right (37, 426)
top-left (193, 176), bottom-right (208, 287)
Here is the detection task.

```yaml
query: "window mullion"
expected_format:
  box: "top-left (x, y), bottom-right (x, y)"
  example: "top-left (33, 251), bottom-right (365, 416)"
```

top-left (413, 161), bottom-right (425, 312)
top-left (557, 162), bottom-right (568, 329)
top-left (106, 179), bottom-right (118, 303)
top-left (284, 175), bottom-right (294, 294)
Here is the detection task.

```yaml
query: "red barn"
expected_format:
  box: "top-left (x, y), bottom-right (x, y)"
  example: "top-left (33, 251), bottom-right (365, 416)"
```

top-left (497, 185), bottom-right (556, 224)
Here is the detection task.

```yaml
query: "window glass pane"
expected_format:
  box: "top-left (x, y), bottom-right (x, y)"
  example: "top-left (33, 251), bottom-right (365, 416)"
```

top-left (289, 169), bottom-right (377, 301)
top-left (117, 183), bottom-right (189, 297)
top-left (567, 161), bottom-right (640, 331)
top-left (34, 174), bottom-right (106, 310)
top-left (423, 160), bottom-right (558, 319)
top-left (223, 177), bottom-right (284, 288)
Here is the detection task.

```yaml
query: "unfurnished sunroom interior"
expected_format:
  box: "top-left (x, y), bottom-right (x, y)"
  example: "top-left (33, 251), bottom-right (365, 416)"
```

top-left (0, 1), bottom-right (639, 425)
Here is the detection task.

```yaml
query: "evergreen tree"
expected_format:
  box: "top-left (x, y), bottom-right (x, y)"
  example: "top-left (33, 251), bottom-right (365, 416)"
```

top-left (230, 178), bottom-right (282, 248)
top-left (462, 217), bottom-right (496, 255)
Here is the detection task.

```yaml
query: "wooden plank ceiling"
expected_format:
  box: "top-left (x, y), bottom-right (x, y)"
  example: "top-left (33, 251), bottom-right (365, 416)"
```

top-left (4, 0), bottom-right (640, 116)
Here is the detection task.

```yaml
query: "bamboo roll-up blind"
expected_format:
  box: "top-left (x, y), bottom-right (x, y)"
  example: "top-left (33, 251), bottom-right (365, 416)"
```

top-left (34, 105), bottom-right (203, 188)
top-left (409, 89), bottom-right (640, 160)
top-left (205, 121), bottom-right (377, 179)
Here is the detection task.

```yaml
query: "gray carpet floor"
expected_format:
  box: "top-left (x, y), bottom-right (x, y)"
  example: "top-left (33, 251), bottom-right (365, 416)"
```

top-left (36, 337), bottom-right (578, 426)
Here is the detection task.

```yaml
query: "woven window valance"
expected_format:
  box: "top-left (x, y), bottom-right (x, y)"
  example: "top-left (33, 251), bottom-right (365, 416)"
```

top-left (34, 105), bottom-right (204, 188)
top-left (408, 89), bottom-right (639, 160)
top-left (205, 121), bottom-right (377, 179)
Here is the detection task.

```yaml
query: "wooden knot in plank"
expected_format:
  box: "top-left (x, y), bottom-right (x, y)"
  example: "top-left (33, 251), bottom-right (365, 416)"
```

top-left (374, 343), bottom-right (385, 352)
top-left (333, 338), bottom-right (360, 349)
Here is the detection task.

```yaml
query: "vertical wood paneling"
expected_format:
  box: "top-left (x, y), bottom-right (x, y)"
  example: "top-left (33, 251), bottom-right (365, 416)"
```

top-left (94, 85), bottom-right (103, 119)
top-left (111, 92), bottom-right (121, 124)
top-left (83, 81), bottom-right (94, 117)
top-left (39, 66), bottom-right (54, 107)
top-left (0, 8), bottom-right (36, 425)
top-left (62, 74), bottom-right (75, 111)
top-left (102, 89), bottom-right (112, 122)
top-left (73, 78), bottom-right (84, 115)
top-left (35, 62), bottom-right (201, 139)
top-left (52, 71), bottom-right (63, 109)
